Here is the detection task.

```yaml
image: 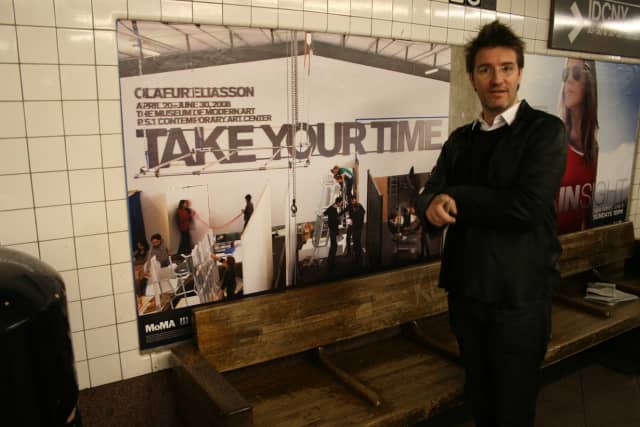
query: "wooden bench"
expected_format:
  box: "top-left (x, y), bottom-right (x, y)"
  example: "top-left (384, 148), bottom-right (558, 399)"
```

top-left (170, 221), bottom-right (640, 427)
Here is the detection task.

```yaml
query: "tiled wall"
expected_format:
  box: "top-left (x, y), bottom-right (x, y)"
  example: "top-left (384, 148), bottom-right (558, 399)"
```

top-left (0, 0), bottom-right (639, 390)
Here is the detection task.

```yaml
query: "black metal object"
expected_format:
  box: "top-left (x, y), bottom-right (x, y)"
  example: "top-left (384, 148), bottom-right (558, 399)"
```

top-left (0, 247), bottom-right (80, 426)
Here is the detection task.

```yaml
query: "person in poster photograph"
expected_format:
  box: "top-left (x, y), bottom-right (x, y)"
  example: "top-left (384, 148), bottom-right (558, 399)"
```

top-left (556, 58), bottom-right (599, 234)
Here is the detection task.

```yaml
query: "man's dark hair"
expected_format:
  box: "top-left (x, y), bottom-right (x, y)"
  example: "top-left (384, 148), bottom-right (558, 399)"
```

top-left (465, 20), bottom-right (525, 74)
top-left (245, 194), bottom-right (252, 201)
top-left (151, 233), bottom-right (162, 241)
top-left (335, 196), bottom-right (343, 204)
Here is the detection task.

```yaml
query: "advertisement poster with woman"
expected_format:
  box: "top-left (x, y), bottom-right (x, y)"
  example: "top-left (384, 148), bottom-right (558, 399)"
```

top-left (519, 55), bottom-right (640, 234)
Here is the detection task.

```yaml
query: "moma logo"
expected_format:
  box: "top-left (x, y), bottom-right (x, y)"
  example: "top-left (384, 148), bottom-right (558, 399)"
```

top-left (145, 320), bottom-right (176, 333)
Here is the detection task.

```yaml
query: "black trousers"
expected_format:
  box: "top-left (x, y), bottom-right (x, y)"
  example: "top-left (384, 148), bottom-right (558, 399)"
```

top-left (327, 229), bottom-right (337, 269)
top-left (178, 230), bottom-right (192, 255)
top-left (448, 294), bottom-right (552, 427)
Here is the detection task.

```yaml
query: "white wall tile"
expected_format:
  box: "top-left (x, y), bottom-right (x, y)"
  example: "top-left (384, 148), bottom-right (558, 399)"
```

top-left (161, 0), bottom-right (193, 23)
top-left (193, 2), bottom-right (223, 24)
top-left (280, 0), bottom-right (303, 10)
top-left (523, 16), bottom-right (537, 39)
top-left (98, 100), bottom-right (122, 133)
top-left (350, 16), bottom-right (372, 35)
top-left (0, 138), bottom-right (29, 174)
top-left (28, 137), bottom-right (67, 172)
top-left (509, 14), bottom-right (524, 37)
top-left (464, 7), bottom-right (480, 31)
top-left (16, 27), bottom-right (58, 64)
top-left (303, 11), bottom-right (327, 31)
top-left (115, 291), bottom-right (136, 323)
top-left (0, 102), bottom-right (25, 138)
top-left (447, 4), bottom-right (465, 29)
top-left (73, 201), bottom-right (108, 236)
top-left (100, 134), bottom-right (124, 168)
top-left (0, 174), bottom-right (32, 210)
top-left (447, 27), bottom-right (464, 45)
top-left (7, 243), bottom-right (38, 259)
top-left (511, 0), bottom-right (525, 15)
top-left (0, 209), bottom-right (36, 245)
top-left (60, 65), bottom-right (97, 100)
top-left (63, 101), bottom-right (99, 135)
top-left (537, 0), bottom-right (550, 18)
top-left (67, 300), bottom-right (84, 331)
top-left (226, 0), bottom-right (251, 6)
top-left (93, 0), bottom-right (127, 30)
top-left (523, 37), bottom-right (535, 52)
top-left (253, 0), bottom-right (277, 7)
top-left (103, 168), bottom-right (125, 200)
top-left (76, 361), bottom-right (90, 390)
top-left (128, 0), bottom-right (161, 21)
top-left (117, 321), bottom-right (139, 351)
top-left (75, 233), bottom-right (110, 267)
top-left (536, 18), bottom-right (548, 40)
top-left (430, 2), bottom-right (448, 27)
top-left (82, 295), bottom-right (116, 329)
top-left (372, 0), bottom-right (391, 20)
top-left (54, 0), bottom-right (93, 28)
top-left (392, 21), bottom-right (411, 39)
top-left (32, 171), bottom-right (70, 206)
top-left (57, 29), bottom-right (95, 64)
top-left (96, 66), bottom-right (119, 100)
top-left (497, 0), bottom-right (510, 13)
top-left (14, 0), bottom-right (55, 26)
top-left (278, 9), bottom-right (303, 29)
top-left (0, 25), bottom-right (18, 62)
top-left (327, 0), bottom-right (349, 15)
top-left (252, 7), bottom-right (278, 27)
top-left (151, 350), bottom-right (174, 371)
top-left (39, 238), bottom-right (76, 270)
top-left (59, 269), bottom-right (80, 301)
top-left (480, 10), bottom-right (496, 24)
top-left (88, 354), bottom-right (122, 386)
top-left (69, 169), bottom-right (104, 203)
top-left (412, 0), bottom-right (430, 25)
top-left (24, 101), bottom-right (64, 137)
top-left (94, 30), bottom-right (118, 65)
top-left (66, 135), bottom-right (102, 170)
top-left (410, 23), bottom-right (429, 41)
top-left (85, 325), bottom-right (119, 358)
top-left (72, 331), bottom-right (86, 361)
top-left (525, 0), bottom-right (538, 17)
top-left (393, 0), bottom-right (412, 23)
top-left (109, 231), bottom-right (132, 263)
top-left (21, 65), bottom-right (61, 100)
top-left (35, 205), bottom-right (74, 241)
top-left (429, 25), bottom-right (447, 42)
top-left (304, 0), bottom-right (327, 13)
top-left (223, 5), bottom-right (251, 25)
top-left (496, 12), bottom-right (510, 24)
top-left (351, 0), bottom-right (372, 18)
top-left (0, 0), bottom-right (15, 24)
top-left (121, 350), bottom-right (152, 379)
top-left (0, 64), bottom-right (21, 100)
top-left (327, 14), bottom-right (349, 32)
top-left (112, 262), bottom-right (134, 294)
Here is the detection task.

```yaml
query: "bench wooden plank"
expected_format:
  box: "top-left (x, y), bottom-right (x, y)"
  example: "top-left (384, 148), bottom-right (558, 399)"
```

top-left (194, 261), bottom-right (447, 372)
top-left (222, 335), bottom-right (465, 427)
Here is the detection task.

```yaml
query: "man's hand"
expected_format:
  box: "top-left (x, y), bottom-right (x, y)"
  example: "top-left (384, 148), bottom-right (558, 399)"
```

top-left (425, 194), bottom-right (458, 227)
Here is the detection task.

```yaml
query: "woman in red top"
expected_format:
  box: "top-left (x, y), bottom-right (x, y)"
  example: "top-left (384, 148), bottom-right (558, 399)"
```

top-left (556, 58), bottom-right (599, 234)
top-left (176, 199), bottom-right (195, 255)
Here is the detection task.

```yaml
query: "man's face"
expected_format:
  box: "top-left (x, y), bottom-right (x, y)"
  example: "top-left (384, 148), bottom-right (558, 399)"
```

top-left (469, 47), bottom-right (522, 123)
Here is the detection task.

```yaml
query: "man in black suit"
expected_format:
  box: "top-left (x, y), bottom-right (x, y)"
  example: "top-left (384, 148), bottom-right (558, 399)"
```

top-left (347, 196), bottom-right (365, 265)
top-left (416, 21), bottom-right (567, 427)
top-left (324, 196), bottom-right (343, 270)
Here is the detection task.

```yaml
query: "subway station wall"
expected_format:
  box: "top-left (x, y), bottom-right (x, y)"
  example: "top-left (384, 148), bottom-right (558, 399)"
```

top-left (0, 0), bottom-right (639, 390)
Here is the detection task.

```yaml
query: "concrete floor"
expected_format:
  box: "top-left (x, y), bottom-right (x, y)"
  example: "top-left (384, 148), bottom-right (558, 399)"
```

top-left (417, 327), bottom-right (640, 427)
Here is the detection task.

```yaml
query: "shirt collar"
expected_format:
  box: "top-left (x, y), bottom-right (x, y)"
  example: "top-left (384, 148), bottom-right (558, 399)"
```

top-left (473, 100), bottom-right (521, 131)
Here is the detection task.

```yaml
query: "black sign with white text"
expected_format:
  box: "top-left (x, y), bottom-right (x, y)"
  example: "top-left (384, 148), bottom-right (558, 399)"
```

top-left (449, 0), bottom-right (497, 9)
top-left (549, 0), bottom-right (640, 58)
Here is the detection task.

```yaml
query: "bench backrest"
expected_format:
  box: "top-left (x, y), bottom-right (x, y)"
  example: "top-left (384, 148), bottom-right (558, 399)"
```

top-left (193, 221), bottom-right (634, 372)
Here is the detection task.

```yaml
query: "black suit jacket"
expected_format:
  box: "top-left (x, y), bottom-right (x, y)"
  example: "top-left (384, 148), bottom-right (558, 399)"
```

top-left (416, 101), bottom-right (568, 306)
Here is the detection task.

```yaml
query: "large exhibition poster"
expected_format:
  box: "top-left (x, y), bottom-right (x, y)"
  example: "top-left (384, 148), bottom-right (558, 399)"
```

top-left (520, 55), bottom-right (640, 234)
top-left (117, 21), bottom-right (451, 348)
